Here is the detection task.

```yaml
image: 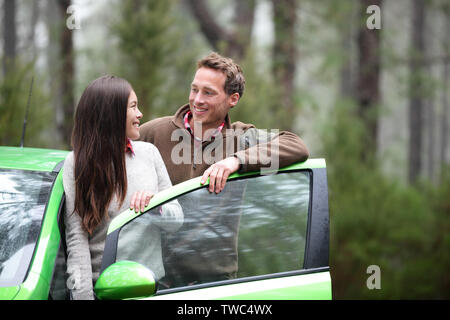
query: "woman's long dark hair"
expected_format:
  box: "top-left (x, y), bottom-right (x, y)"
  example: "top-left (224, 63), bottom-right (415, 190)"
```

top-left (71, 75), bottom-right (132, 234)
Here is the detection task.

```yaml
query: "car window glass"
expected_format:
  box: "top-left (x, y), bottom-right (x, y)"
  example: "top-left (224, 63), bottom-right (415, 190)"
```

top-left (0, 169), bottom-right (56, 287)
top-left (115, 170), bottom-right (310, 290)
top-left (116, 198), bottom-right (183, 282)
top-left (49, 197), bottom-right (69, 300)
top-left (49, 242), bottom-right (69, 300)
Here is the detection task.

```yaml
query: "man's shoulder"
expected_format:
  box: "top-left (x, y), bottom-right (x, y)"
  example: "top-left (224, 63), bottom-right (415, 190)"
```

top-left (141, 115), bottom-right (175, 131)
top-left (140, 104), bottom-right (188, 133)
top-left (139, 115), bottom-right (177, 141)
top-left (230, 121), bottom-right (256, 131)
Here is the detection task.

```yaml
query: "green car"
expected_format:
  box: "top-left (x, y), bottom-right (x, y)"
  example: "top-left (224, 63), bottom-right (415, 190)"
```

top-left (0, 146), bottom-right (69, 300)
top-left (0, 146), bottom-right (331, 300)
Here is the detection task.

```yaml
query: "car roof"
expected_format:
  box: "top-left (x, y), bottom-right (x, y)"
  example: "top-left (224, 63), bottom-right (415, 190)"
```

top-left (0, 146), bottom-right (69, 172)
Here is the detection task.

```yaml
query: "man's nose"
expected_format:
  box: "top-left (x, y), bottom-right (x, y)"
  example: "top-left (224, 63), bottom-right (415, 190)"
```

top-left (193, 92), bottom-right (205, 105)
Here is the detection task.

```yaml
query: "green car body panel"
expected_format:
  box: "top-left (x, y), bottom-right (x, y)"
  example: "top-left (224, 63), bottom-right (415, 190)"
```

top-left (13, 170), bottom-right (65, 299)
top-left (149, 272), bottom-right (332, 300)
top-left (0, 147), bottom-right (69, 300)
top-left (0, 146), bottom-right (69, 172)
top-left (95, 260), bottom-right (157, 300)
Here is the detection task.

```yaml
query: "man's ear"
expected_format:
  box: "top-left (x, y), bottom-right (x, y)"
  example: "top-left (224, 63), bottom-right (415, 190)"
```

top-left (229, 93), bottom-right (240, 108)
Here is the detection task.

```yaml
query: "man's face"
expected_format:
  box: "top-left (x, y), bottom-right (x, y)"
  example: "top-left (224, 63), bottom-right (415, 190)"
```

top-left (189, 67), bottom-right (239, 130)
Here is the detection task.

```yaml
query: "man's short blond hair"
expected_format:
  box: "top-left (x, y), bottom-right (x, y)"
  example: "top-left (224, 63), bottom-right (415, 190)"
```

top-left (197, 52), bottom-right (245, 99)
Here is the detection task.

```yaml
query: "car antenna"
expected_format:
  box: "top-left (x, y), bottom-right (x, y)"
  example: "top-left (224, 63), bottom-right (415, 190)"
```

top-left (20, 76), bottom-right (34, 148)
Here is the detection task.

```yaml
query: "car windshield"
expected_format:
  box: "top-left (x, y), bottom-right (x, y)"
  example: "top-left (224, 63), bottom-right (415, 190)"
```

top-left (0, 169), bottom-right (56, 287)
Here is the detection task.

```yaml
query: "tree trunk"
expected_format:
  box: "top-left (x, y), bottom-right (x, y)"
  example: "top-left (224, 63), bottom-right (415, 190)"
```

top-left (340, 3), bottom-right (357, 100)
top-left (230, 1), bottom-right (256, 59)
top-left (408, 0), bottom-right (426, 184)
top-left (184, 0), bottom-right (255, 60)
top-left (442, 61), bottom-right (449, 170)
top-left (426, 66), bottom-right (435, 182)
top-left (27, 0), bottom-right (40, 60)
top-left (57, 0), bottom-right (75, 148)
top-left (425, 8), bottom-right (436, 182)
top-left (271, 0), bottom-right (298, 131)
top-left (356, 0), bottom-right (382, 162)
top-left (45, 0), bottom-right (64, 146)
top-left (441, 4), bottom-right (450, 173)
top-left (3, 0), bottom-right (17, 75)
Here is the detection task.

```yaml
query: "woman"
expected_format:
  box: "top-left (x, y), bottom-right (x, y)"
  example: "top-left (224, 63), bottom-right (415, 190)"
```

top-left (62, 75), bottom-right (183, 300)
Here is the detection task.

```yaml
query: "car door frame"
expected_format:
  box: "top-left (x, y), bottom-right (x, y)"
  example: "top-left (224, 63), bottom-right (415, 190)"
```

top-left (10, 161), bottom-right (66, 299)
top-left (99, 158), bottom-right (331, 299)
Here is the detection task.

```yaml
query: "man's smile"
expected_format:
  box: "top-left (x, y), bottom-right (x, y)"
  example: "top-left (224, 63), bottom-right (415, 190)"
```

top-left (193, 105), bottom-right (208, 114)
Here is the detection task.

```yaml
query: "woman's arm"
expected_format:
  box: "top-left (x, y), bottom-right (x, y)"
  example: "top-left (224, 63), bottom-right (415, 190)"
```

top-left (127, 144), bottom-right (184, 233)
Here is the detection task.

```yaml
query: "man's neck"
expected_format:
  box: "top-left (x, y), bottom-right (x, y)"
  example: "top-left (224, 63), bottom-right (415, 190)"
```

top-left (189, 117), bottom-right (224, 141)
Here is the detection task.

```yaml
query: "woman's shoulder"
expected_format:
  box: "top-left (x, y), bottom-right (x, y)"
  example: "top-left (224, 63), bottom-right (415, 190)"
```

top-left (131, 140), bottom-right (159, 154)
top-left (62, 151), bottom-right (75, 192)
top-left (130, 141), bottom-right (166, 169)
top-left (63, 151), bottom-right (75, 169)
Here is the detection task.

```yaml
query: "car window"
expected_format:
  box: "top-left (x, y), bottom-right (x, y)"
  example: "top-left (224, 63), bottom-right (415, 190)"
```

top-left (114, 170), bottom-right (310, 291)
top-left (49, 242), bottom-right (69, 300)
top-left (49, 197), bottom-right (69, 300)
top-left (0, 169), bottom-right (56, 287)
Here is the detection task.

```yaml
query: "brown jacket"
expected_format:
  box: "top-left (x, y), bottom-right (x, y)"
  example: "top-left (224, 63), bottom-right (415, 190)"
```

top-left (139, 104), bottom-right (309, 185)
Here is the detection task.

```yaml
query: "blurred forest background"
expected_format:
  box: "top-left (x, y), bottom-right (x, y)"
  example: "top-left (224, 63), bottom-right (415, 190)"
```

top-left (0, 0), bottom-right (449, 299)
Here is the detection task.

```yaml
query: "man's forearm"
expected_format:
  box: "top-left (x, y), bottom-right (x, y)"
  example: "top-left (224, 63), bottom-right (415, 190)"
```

top-left (234, 130), bottom-right (309, 173)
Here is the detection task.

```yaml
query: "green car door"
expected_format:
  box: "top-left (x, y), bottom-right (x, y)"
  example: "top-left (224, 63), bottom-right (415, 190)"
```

top-left (95, 159), bottom-right (331, 300)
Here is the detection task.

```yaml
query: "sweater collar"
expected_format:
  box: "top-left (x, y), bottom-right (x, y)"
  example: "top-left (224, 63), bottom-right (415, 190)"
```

top-left (126, 138), bottom-right (135, 156)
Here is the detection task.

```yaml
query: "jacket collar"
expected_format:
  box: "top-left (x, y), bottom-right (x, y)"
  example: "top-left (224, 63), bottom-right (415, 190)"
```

top-left (172, 104), bottom-right (232, 131)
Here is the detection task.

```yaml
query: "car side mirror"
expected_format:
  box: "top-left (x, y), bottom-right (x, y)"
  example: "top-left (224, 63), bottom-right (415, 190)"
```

top-left (94, 261), bottom-right (157, 300)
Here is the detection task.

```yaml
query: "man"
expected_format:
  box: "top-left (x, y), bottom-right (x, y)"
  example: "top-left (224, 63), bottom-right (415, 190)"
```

top-left (138, 52), bottom-right (309, 287)
top-left (139, 52), bottom-right (309, 189)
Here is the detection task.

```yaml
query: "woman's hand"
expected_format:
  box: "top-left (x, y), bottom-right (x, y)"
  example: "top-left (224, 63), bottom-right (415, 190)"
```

top-left (130, 191), bottom-right (154, 213)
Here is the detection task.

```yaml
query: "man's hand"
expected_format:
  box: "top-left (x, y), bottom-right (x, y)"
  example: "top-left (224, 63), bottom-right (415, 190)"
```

top-left (201, 156), bottom-right (241, 193)
top-left (130, 191), bottom-right (154, 213)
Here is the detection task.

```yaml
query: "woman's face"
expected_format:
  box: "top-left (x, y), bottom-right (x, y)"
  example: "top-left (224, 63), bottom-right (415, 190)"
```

top-left (126, 90), bottom-right (143, 140)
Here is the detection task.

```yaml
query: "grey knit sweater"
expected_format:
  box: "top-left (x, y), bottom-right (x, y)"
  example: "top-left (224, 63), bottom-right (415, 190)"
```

top-left (62, 141), bottom-right (183, 300)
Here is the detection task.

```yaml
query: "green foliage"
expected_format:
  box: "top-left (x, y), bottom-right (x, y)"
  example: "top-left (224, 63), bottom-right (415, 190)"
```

top-left (322, 100), bottom-right (450, 299)
top-left (229, 49), bottom-right (293, 130)
top-left (0, 60), bottom-right (51, 148)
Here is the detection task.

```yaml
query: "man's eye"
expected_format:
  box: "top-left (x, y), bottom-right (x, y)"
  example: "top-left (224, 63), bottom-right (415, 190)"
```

top-left (191, 88), bottom-right (198, 93)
